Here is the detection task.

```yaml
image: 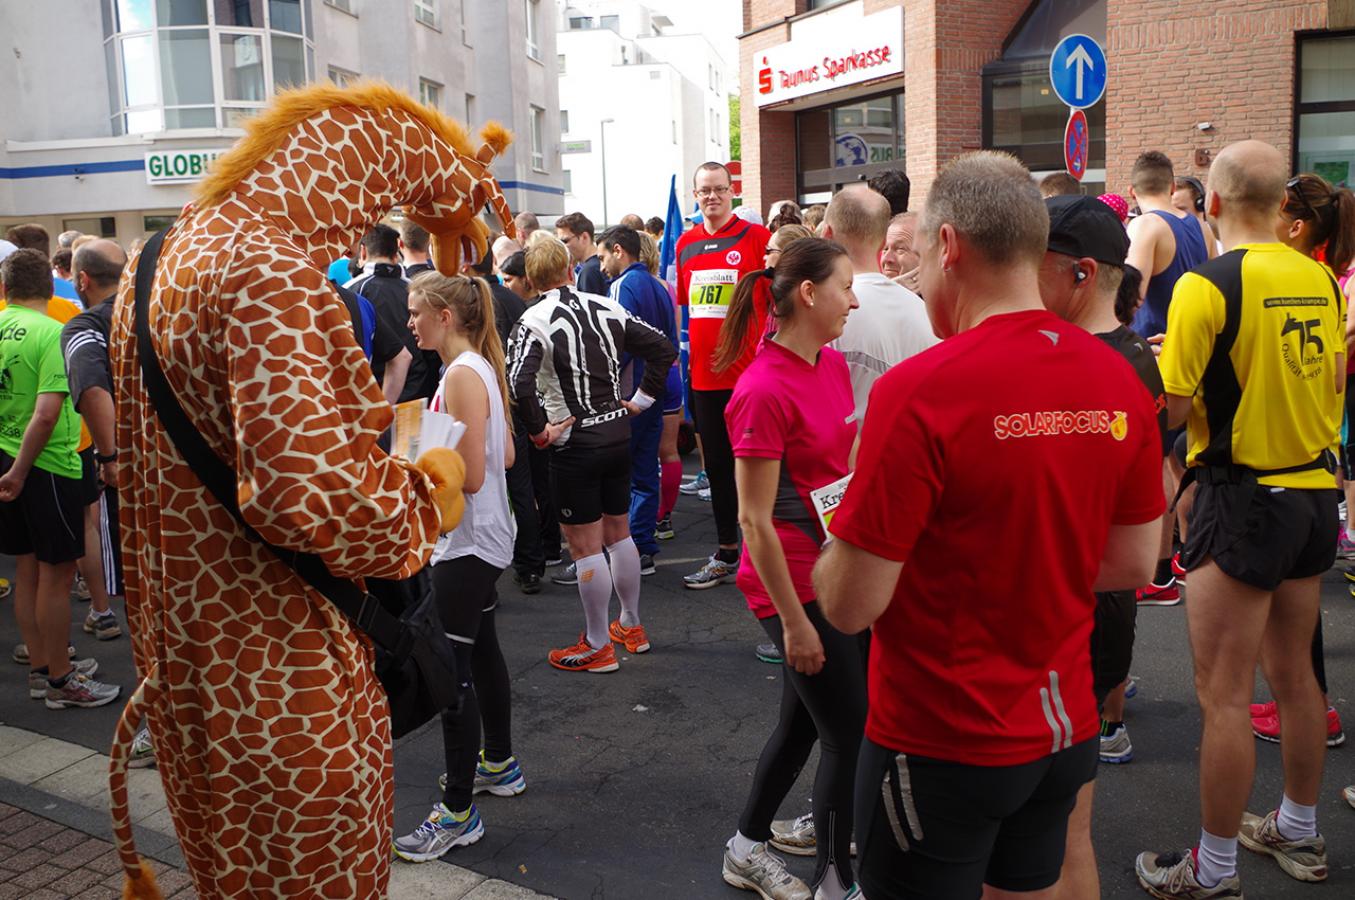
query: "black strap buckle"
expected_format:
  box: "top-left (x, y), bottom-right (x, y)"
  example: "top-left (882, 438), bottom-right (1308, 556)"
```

top-left (354, 592), bottom-right (381, 632)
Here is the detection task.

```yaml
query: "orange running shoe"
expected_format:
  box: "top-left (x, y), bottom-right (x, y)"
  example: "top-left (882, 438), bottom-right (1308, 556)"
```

top-left (548, 635), bottom-right (619, 673)
top-left (609, 620), bottom-right (651, 654)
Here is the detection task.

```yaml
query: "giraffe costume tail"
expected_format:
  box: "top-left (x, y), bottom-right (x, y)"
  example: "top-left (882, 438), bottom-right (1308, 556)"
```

top-left (110, 670), bottom-right (166, 900)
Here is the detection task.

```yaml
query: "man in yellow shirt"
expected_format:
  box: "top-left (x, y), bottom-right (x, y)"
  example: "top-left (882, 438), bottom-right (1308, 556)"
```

top-left (1137, 141), bottom-right (1345, 897)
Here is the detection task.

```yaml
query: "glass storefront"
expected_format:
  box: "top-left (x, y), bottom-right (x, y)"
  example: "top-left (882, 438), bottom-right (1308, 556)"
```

top-left (796, 92), bottom-right (905, 204)
top-left (1295, 33), bottom-right (1355, 186)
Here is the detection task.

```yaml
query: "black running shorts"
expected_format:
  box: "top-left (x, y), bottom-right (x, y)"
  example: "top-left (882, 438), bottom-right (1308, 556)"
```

top-left (1182, 480), bottom-right (1338, 591)
top-left (1091, 590), bottom-right (1136, 707)
top-left (0, 452), bottom-right (86, 564)
top-left (854, 736), bottom-right (1097, 899)
top-left (78, 447), bottom-right (100, 507)
top-left (549, 441), bottom-right (631, 526)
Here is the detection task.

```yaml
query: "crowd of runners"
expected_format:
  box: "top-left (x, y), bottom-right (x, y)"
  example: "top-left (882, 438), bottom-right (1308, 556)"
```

top-left (1, 135), bottom-right (1354, 899)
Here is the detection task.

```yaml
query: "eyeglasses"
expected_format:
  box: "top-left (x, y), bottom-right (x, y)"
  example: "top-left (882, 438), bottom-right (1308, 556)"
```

top-left (1285, 176), bottom-right (1322, 223)
top-left (695, 186), bottom-right (732, 198)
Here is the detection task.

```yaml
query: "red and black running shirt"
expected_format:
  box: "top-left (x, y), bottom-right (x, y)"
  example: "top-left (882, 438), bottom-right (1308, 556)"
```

top-left (676, 216), bottom-right (771, 391)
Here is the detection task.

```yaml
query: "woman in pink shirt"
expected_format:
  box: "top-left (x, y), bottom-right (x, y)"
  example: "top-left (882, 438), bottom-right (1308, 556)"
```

top-left (713, 238), bottom-right (865, 900)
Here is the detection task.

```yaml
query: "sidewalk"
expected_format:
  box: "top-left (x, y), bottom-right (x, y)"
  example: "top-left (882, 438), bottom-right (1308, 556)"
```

top-left (0, 724), bottom-right (552, 899)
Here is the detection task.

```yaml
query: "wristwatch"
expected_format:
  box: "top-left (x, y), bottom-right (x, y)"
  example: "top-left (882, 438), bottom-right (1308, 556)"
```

top-left (94, 451), bottom-right (119, 465)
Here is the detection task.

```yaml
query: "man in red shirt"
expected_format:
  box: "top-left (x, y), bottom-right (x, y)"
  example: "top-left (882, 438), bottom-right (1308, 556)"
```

top-left (675, 162), bottom-right (771, 589)
top-left (813, 151), bottom-right (1164, 900)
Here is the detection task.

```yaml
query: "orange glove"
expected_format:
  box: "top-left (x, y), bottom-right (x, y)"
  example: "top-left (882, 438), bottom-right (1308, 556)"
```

top-left (415, 448), bottom-right (466, 533)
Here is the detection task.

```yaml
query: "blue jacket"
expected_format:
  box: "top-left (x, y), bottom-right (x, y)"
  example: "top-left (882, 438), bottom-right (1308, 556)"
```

top-left (610, 262), bottom-right (677, 396)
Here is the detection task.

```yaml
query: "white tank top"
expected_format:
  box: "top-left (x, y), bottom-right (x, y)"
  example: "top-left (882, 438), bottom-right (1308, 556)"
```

top-left (429, 351), bottom-right (516, 569)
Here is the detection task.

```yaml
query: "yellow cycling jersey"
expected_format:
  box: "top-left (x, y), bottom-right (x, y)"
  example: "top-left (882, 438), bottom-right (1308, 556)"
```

top-left (1159, 243), bottom-right (1345, 489)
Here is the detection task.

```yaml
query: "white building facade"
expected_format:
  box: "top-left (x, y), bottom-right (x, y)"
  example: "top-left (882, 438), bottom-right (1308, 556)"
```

top-left (0, 0), bottom-right (563, 245)
top-left (556, 1), bottom-right (731, 227)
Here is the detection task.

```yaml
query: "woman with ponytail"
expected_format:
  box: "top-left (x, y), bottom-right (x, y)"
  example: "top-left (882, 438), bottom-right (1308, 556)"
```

top-left (717, 238), bottom-right (866, 900)
top-left (393, 273), bottom-right (525, 862)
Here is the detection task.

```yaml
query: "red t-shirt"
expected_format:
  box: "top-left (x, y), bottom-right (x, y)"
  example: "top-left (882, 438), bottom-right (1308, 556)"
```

top-left (830, 310), bottom-right (1165, 766)
top-left (727, 341), bottom-right (856, 618)
top-left (677, 216), bottom-right (772, 391)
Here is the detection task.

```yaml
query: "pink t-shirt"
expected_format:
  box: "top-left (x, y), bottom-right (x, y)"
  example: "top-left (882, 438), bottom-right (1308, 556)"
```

top-left (725, 340), bottom-right (856, 618)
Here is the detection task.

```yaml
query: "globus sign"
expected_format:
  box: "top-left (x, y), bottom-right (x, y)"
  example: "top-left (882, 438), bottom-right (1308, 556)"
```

top-left (145, 149), bottom-right (226, 185)
top-left (755, 6), bottom-right (904, 107)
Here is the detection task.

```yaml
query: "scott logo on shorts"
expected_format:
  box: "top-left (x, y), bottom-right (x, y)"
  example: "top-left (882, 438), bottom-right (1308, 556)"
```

top-left (726, 250), bottom-right (742, 266)
top-left (993, 410), bottom-right (1128, 441)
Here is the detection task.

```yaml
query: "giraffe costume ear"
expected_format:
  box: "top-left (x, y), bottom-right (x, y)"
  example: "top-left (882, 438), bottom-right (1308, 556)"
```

top-left (409, 121), bottom-right (515, 274)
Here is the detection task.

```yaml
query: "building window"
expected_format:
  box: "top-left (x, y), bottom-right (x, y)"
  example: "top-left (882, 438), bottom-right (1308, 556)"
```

top-left (530, 105), bottom-right (545, 170)
top-left (103, 0), bottom-right (315, 134)
top-left (525, 0), bottom-right (540, 61)
top-left (1295, 33), bottom-right (1355, 186)
top-left (560, 110), bottom-right (569, 134)
top-left (324, 0), bottom-right (356, 14)
top-left (465, 93), bottom-right (475, 123)
top-left (569, 16), bottom-right (591, 30)
top-left (459, 0), bottom-right (469, 44)
top-left (328, 65), bottom-right (358, 85)
top-left (63, 216), bottom-right (117, 238)
top-left (563, 170), bottom-right (572, 194)
top-left (672, 119), bottom-right (677, 144)
top-left (419, 78), bottom-right (442, 110)
top-left (981, 0), bottom-right (1107, 193)
top-left (142, 213), bottom-right (179, 232)
top-left (414, 0), bottom-right (438, 28)
top-left (558, 53), bottom-right (566, 74)
top-left (797, 91), bottom-right (906, 203)
top-left (600, 14), bottom-right (619, 32)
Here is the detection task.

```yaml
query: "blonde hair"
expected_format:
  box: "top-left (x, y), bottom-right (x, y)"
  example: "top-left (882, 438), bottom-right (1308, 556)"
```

top-left (638, 231), bottom-right (660, 275)
top-left (408, 272), bottom-right (512, 420)
top-left (770, 223), bottom-right (813, 248)
top-left (525, 235), bottom-right (571, 289)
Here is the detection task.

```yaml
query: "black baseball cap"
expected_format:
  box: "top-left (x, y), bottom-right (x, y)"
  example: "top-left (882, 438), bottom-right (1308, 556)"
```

top-left (1045, 195), bottom-right (1129, 267)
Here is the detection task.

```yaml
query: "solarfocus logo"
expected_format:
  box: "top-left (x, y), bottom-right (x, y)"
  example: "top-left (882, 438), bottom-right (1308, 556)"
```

top-left (993, 410), bottom-right (1128, 442)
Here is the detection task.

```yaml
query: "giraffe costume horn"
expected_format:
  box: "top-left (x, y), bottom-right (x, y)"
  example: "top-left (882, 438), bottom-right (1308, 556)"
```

top-left (110, 672), bottom-right (166, 899)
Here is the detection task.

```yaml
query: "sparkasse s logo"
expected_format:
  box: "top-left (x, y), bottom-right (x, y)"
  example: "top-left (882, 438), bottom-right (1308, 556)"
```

top-left (758, 57), bottom-right (772, 94)
top-left (726, 250), bottom-right (742, 266)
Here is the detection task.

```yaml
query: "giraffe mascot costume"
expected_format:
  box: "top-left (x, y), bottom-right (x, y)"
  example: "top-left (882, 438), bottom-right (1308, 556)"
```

top-left (105, 82), bottom-right (514, 899)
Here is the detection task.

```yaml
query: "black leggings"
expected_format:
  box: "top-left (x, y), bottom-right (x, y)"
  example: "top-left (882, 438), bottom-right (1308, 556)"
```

top-left (690, 388), bottom-right (738, 547)
top-left (738, 602), bottom-right (868, 891)
top-left (431, 555), bottom-right (513, 812)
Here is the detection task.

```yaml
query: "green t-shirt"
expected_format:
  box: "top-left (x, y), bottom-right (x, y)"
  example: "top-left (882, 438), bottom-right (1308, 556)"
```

top-left (0, 304), bottom-right (82, 479)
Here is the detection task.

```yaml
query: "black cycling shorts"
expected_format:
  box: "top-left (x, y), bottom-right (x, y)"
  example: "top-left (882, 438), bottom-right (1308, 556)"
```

top-left (0, 452), bottom-right (86, 565)
top-left (550, 441), bottom-right (631, 526)
top-left (1183, 480), bottom-right (1338, 591)
top-left (854, 736), bottom-right (1097, 899)
top-left (1091, 591), bottom-right (1136, 706)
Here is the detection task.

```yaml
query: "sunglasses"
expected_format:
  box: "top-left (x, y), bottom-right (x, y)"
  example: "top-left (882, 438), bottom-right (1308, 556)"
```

top-left (1285, 176), bottom-right (1322, 223)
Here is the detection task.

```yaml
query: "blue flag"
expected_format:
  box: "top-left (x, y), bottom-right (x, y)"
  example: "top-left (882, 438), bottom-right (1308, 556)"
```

top-left (658, 175), bottom-right (692, 418)
top-left (658, 174), bottom-right (683, 294)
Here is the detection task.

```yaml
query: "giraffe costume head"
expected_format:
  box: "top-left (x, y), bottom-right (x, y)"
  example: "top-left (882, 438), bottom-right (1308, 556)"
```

top-left (194, 79), bottom-right (516, 271)
top-left (107, 82), bottom-right (509, 900)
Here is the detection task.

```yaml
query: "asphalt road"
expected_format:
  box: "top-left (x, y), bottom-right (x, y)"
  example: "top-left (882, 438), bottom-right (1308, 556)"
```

top-left (2, 476), bottom-right (1355, 899)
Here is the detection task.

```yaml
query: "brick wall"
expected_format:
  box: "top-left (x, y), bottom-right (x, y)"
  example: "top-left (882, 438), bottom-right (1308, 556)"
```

top-left (1106, 0), bottom-right (1328, 191)
top-left (906, 0), bottom-right (1027, 203)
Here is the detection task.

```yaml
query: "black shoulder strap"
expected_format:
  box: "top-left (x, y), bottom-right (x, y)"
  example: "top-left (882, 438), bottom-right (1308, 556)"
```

top-left (1195, 249), bottom-right (1247, 467)
top-left (133, 229), bottom-right (406, 652)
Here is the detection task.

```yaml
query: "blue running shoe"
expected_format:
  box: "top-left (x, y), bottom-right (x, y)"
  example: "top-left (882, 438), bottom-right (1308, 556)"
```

top-left (1124, 675), bottom-right (1139, 700)
top-left (438, 754), bottom-right (528, 797)
top-left (392, 803), bottom-right (483, 862)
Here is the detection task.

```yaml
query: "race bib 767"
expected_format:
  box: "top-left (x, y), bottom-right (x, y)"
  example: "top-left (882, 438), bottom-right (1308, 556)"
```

top-left (689, 269), bottom-right (737, 319)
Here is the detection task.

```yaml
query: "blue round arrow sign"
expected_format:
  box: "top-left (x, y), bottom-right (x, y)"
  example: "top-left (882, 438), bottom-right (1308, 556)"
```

top-left (1049, 34), bottom-right (1107, 109)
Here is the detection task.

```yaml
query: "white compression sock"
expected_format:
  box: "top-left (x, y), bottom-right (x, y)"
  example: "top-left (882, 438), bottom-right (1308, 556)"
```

top-left (607, 537), bottom-right (642, 627)
top-left (728, 831), bottom-right (759, 864)
top-left (814, 871), bottom-right (850, 900)
top-left (1195, 829), bottom-right (1237, 887)
top-left (574, 552), bottom-right (614, 650)
top-left (1276, 794), bottom-right (1318, 840)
